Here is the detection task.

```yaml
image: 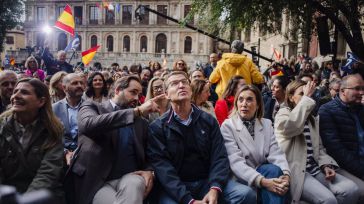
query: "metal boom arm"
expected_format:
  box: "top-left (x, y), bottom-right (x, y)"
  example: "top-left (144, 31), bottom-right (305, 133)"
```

top-left (135, 5), bottom-right (276, 64)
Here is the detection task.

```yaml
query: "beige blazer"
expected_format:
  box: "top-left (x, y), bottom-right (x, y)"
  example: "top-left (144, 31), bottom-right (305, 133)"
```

top-left (221, 114), bottom-right (290, 187)
top-left (274, 96), bottom-right (338, 203)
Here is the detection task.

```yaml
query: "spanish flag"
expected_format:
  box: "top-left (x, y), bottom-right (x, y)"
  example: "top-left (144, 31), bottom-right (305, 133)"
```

top-left (82, 45), bottom-right (100, 66)
top-left (55, 4), bottom-right (75, 36)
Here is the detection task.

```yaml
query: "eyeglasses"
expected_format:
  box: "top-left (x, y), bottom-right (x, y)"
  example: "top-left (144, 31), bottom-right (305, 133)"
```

top-left (168, 79), bottom-right (189, 88)
top-left (153, 85), bottom-right (164, 91)
top-left (177, 62), bottom-right (184, 66)
top-left (342, 86), bottom-right (364, 91)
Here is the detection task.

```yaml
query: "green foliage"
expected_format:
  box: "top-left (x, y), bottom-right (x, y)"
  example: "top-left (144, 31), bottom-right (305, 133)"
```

top-left (191, 0), bottom-right (364, 60)
top-left (0, 0), bottom-right (24, 52)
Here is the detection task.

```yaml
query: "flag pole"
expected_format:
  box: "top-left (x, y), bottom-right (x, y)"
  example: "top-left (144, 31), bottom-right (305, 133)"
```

top-left (68, 49), bottom-right (76, 64)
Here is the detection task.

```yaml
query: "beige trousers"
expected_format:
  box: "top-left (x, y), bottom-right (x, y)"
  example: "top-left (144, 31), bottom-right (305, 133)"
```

top-left (92, 173), bottom-right (145, 204)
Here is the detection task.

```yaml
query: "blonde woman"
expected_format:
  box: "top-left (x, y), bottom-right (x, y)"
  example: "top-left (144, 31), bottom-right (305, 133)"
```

top-left (49, 71), bottom-right (67, 103)
top-left (145, 77), bottom-right (170, 122)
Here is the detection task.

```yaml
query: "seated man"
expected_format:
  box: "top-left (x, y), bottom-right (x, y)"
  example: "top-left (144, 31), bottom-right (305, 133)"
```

top-left (319, 73), bottom-right (364, 201)
top-left (147, 71), bottom-right (256, 204)
top-left (66, 75), bottom-right (160, 204)
top-left (52, 73), bottom-right (85, 165)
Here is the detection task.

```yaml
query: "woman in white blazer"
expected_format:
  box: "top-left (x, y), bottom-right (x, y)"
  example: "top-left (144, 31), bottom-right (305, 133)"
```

top-left (221, 85), bottom-right (291, 204)
top-left (274, 80), bottom-right (359, 204)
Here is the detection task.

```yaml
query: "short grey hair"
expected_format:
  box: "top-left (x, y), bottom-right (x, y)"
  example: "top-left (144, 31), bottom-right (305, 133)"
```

top-left (57, 50), bottom-right (66, 59)
top-left (329, 78), bottom-right (341, 89)
top-left (62, 73), bottom-right (80, 85)
top-left (231, 40), bottom-right (244, 54)
top-left (0, 70), bottom-right (17, 81)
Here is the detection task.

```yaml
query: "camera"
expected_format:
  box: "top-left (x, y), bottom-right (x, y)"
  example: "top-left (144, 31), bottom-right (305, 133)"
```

top-left (0, 185), bottom-right (54, 204)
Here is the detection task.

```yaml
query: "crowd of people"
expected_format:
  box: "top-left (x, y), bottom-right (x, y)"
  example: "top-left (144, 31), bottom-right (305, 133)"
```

top-left (0, 39), bottom-right (364, 204)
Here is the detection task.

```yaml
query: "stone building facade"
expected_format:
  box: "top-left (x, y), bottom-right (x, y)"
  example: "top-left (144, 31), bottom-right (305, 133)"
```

top-left (23, 0), bottom-right (214, 69)
top-left (0, 27), bottom-right (26, 67)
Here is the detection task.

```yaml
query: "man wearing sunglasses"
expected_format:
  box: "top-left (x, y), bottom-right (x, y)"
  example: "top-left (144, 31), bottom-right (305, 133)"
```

top-left (319, 73), bottom-right (364, 202)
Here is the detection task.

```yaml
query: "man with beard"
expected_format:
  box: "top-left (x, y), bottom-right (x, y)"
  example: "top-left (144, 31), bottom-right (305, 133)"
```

top-left (65, 75), bottom-right (162, 204)
top-left (52, 73), bottom-right (85, 165)
top-left (0, 70), bottom-right (17, 114)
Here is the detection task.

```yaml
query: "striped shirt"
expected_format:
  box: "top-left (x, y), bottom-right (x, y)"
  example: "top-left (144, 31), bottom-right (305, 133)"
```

top-left (303, 121), bottom-right (320, 176)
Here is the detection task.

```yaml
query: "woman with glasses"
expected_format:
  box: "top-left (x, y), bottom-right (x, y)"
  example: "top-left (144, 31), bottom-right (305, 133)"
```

top-left (24, 56), bottom-right (45, 81)
top-left (145, 77), bottom-right (170, 122)
top-left (173, 59), bottom-right (188, 73)
top-left (191, 79), bottom-right (216, 118)
top-left (275, 80), bottom-right (359, 204)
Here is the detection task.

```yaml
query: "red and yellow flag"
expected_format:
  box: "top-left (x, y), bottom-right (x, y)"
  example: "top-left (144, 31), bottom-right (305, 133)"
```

top-left (55, 4), bottom-right (75, 36)
top-left (82, 45), bottom-right (100, 66)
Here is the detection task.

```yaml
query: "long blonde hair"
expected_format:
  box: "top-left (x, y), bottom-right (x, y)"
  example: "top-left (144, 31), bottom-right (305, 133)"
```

top-left (49, 71), bottom-right (67, 97)
top-left (145, 77), bottom-right (164, 101)
top-left (1, 78), bottom-right (63, 149)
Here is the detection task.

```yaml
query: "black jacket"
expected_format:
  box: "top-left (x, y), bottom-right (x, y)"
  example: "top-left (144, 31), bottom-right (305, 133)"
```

top-left (263, 92), bottom-right (276, 122)
top-left (147, 105), bottom-right (229, 204)
top-left (0, 115), bottom-right (64, 196)
top-left (42, 48), bottom-right (73, 75)
top-left (318, 96), bottom-right (364, 178)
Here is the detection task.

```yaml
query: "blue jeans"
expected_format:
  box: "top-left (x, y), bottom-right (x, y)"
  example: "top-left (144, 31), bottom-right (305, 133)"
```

top-left (158, 179), bottom-right (256, 204)
top-left (256, 164), bottom-right (286, 204)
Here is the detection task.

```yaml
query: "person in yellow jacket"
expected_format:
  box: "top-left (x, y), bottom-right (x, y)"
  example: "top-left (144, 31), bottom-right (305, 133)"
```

top-left (209, 40), bottom-right (265, 98)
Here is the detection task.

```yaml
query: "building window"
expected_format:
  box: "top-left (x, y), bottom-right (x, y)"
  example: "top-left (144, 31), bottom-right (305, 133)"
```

top-left (184, 36), bottom-right (192, 53)
top-left (6, 36), bottom-right (14, 44)
top-left (36, 33), bottom-right (45, 47)
top-left (122, 5), bottom-right (132, 25)
top-left (37, 7), bottom-right (46, 22)
top-left (89, 6), bottom-right (98, 24)
top-left (123, 36), bottom-right (130, 52)
top-left (58, 33), bottom-right (68, 51)
top-left (77, 35), bottom-right (82, 51)
top-left (140, 36), bottom-right (148, 52)
top-left (74, 6), bottom-right (83, 25)
top-left (91, 35), bottom-right (98, 47)
top-left (157, 5), bottom-right (167, 25)
top-left (155, 33), bottom-right (167, 53)
top-left (107, 35), bottom-right (114, 52)
top-left (56, 6), bottom-right (64, 18)
top-left (184, 5), bottom-right (194, 25)
top-left (139, 5), bottom-right (149, 25)
top-left (105, 9), bottom-right (115, 24)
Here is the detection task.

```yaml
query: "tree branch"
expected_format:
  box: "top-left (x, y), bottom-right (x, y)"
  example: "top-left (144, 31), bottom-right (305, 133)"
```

top-left (307, 0), bottom-right (358, 52)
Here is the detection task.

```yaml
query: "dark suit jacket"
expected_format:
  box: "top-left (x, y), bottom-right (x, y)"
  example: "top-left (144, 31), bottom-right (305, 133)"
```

top-left (64, 100), bottom-right (150, 204)
top-left (263, 92), bottom-right (276, 122)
